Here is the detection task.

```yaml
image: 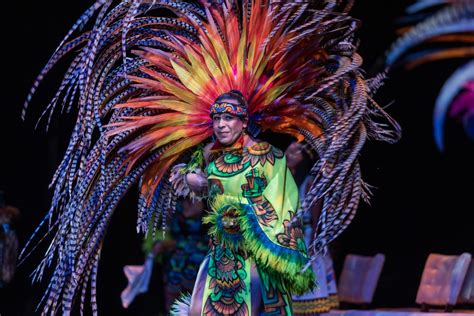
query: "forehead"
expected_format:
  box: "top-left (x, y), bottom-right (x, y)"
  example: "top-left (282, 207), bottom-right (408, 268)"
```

top-left (217, 97), bottom-right (240, 105)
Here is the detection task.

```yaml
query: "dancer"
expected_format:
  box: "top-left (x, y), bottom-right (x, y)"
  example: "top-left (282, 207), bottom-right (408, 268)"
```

top-left (168, 90), bottom-right (313, 314)
top-left (286, 142), bottom-right (339, 315)
top-left (22, 1), bottom-right (400, 314)
top-left (121, 198), bottom-right (208, 311)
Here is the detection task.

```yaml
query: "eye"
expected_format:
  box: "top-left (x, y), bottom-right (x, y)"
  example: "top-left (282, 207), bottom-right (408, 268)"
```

top-left (223, 114), bottom-right (234, 121)
top-left (213, 115), bottom-right (220, 122)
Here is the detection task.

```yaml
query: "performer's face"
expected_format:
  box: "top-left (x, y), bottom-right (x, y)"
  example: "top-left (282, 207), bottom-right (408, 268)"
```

top-left (212, 113), bottom-right (246, 145)
top-left (285, 142), bottom-right (304, 169)
top-left (212, 101), bottom-right (247, 146)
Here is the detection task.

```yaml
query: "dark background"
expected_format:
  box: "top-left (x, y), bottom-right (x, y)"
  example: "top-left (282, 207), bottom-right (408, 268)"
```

top-left (1, 1), bottom-right (472, 315)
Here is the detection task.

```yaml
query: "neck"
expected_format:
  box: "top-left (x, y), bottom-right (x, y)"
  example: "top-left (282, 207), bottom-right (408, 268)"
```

top-left (228, 133), bottom-right (246, 148)
top-left (212, 133), bottom-right (245, 151)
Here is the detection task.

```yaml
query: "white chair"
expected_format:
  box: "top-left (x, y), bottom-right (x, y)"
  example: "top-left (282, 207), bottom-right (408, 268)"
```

top-left (338, 253), bottom-right (385, 305)
top-left (416, 252), bottom-right (472, 311)
top-left (457, 259), bottom-right (474, 305)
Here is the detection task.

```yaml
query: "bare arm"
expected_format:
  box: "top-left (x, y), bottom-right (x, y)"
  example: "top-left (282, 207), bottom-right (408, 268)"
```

top-left (185, 143), bottom-right (213, 194)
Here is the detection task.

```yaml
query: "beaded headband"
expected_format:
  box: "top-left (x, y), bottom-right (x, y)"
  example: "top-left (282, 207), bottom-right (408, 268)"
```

top-left (210, 102), bottom-right (248, 118)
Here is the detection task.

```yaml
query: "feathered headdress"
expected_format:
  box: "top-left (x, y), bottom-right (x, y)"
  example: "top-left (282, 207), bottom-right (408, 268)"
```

top-left (21, 0), bottom-right (399, 313)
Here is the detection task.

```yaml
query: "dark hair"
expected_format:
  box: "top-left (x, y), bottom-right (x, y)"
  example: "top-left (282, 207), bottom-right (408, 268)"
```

top-left (214, 90), bottom-right (247, 108)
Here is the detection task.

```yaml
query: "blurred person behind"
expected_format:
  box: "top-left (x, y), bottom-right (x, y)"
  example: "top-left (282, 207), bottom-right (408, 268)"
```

top-left (0, 190), bottom-right (20, 288)
top-left (121, 197), bottom-right (208, 313)
top-left (285, 142), bottom-right (339, 315)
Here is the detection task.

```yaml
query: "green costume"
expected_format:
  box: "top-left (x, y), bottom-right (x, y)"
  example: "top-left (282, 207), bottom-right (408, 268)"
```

top-left (195, 141), bottom-right (314, 315)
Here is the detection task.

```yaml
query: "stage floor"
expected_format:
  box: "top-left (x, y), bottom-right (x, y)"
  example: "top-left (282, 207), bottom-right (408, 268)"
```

top-left (324, 309), bottom-right (474, 316)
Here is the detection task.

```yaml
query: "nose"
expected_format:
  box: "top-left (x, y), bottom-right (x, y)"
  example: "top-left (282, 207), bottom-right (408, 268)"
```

top-left (217, 118), bottom-right (225, 129)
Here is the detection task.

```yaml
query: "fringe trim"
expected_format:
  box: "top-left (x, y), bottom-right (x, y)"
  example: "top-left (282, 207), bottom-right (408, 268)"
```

top-left (239, 204), bottom-right (315, 295)
top-left (170, 293), bottom-right (191, 315)
top-left (293, 294), bottom-right (339, 315)
top-left (203, 195), bottom-right (244, 251)
top-left (204, 195), bottom-right (315, 295)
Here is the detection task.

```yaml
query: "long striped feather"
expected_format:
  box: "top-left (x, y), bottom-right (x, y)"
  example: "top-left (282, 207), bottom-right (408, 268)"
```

top-left (23, 1), bottom-right (399, 312)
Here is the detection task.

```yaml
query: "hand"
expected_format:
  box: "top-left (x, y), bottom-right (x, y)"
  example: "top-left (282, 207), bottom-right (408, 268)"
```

top-left (186, 168), bottom-right (208, 194)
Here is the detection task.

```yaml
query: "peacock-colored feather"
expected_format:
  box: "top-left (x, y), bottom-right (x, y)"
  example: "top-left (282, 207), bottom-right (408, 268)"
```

top-left (433, 61), bottom-right (474, 149)
top-left (380, 0), bottom-right (474, 150)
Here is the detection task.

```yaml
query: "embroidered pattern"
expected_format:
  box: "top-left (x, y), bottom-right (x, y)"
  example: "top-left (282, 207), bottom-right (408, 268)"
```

top-left (258, 267), bottom-right (293, 315)
top-left (210, 102), bottom-right (247, 117)
top-left (241, 168), bottom-right (278, 227)
top-left (276, 211), bottom-right (306, 252)
top-left (243, 142), bottom-right (283, 167)
top-left (203, 239), bottom-right (249, 316)
top-left (213, 153), bottom-right (248, 175)
top-left (209, 142), bottom-right (283, 177)
top-left (293, 295), bottom-right (336, 315)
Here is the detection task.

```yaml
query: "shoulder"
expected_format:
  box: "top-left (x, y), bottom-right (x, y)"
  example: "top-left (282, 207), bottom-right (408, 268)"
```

top-left (243, 140), bottom-right (285, 168)
top-left (247, 140), bottom-right (283, 158)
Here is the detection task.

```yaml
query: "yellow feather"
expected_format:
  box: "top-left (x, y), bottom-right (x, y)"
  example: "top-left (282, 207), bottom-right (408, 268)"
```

top-left (251, 51), bottom-right (268, 84)
top-left (139, 67), bottom-right (197, 105)
top-left (184, 47), bottom-right (212, 91)
top-left (264, 82), bottom-right (292, 105)
top-left (151, 128), bottom-right (189, 151)
top-left (236, 32), bottom-right (247, 80)
top-left (170, 59), bottom-right (203, 95)
top-left (150, 99), bottom-right (196, 114)
top-left (247, 37), bottom-right (257, 72)
top-left (207, 33), bottom-right (233, 81)
top-left (160, 79), bottom-right (197, 105)
top-left (202, 45), bottom-right (223, 79)
top-left (160, 129), bottom-right (213, 159)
